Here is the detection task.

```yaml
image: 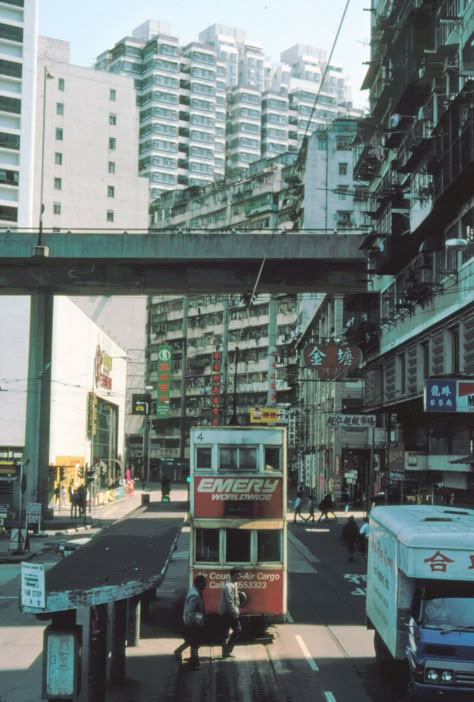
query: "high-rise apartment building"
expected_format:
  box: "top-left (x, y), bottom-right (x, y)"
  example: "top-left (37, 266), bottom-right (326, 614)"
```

top-left (95, 21), bottom-right (361, 197)
top-left (0, 0), bottom-right (37, 228)
top-left (96, 20), bottom-right (227, 200)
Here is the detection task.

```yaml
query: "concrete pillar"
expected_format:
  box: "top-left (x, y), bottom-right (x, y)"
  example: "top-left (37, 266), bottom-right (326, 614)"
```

top-left (88, 604), bottom-right (108, 702)
top-left (127, 595), bottom-right (141, 647)
top-left (110, 599), bottom-right (127, 685)
top-left (24, 293), bottom-right (54, 512)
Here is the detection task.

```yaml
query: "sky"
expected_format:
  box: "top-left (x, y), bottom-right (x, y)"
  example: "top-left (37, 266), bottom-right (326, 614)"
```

top-left (38, 0), bottom-right (371, 109)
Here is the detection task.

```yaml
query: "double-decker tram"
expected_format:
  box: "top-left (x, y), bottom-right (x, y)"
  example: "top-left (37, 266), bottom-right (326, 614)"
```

top-left (189, 425), bottom-right (288, 629)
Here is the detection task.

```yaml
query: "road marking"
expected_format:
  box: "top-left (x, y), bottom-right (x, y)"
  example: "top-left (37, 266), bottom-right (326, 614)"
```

top-left (295, 634), bottom-right (319, 671)
top-left (324, 692), bottom-right (337, 702)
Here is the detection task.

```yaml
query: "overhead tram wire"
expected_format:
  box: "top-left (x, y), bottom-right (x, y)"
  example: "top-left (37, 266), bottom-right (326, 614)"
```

top-left (239, 0), bottom-right (353, 307)
top-left (278, 0), bottom-right (352, 230)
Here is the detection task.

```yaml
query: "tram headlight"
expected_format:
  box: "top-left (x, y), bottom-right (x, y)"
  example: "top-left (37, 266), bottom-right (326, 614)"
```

top-left (426, 669), bottom-right (439, 682)
top-left (441, 670), bottom-right (453, 683)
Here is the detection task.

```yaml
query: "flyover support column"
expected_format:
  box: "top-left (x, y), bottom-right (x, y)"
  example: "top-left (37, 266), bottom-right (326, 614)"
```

top-left (127, 595), bottom-right (141, 647)
top-left (110, 599), bottom-right (127, 685)
top-left (88, 604), bottom-right (108, 702)
top-left (24, 292), bottom-right (54, 514)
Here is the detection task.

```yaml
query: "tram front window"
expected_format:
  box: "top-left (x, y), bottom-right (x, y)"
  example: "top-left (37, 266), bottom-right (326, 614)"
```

top-left (257, 530), bottom-right (281, 562)
top-left (226, 528), bottom-right (251, 563)
top-left (196, 446), bottom-right (212, 470)
top-left (195, 528), bottom-right (219, 562)
top-left (264, 447), bottom-right (281, 471)
top-left (219, 446), bottom-right (257, 471)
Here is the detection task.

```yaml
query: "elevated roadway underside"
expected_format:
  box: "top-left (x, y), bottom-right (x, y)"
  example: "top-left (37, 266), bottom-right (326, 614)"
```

top-left (0, 230), bottom-right (367, 295)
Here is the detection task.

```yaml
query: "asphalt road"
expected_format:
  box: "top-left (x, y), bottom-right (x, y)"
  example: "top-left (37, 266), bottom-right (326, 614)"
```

top-left (152, 517), bottom-right (405, 702)
top-left (0, 510), bottom-right (405, 702)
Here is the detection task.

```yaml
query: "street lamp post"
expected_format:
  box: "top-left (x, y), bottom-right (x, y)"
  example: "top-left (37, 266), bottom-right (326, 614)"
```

top-left (33, 66), bottom-right (54, 256)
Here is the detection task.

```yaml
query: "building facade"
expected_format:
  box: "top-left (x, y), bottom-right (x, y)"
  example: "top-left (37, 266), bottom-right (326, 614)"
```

top-left (0, 23), bottom-right (149, 510)
top-left (0, 0), bottom-right (37, 228)
top-left (36, 37), bottom-right (149, 230)
top-left (353, 0), bottom-right (474, 505)
top-left (145, 118), bottom-right (368, 473)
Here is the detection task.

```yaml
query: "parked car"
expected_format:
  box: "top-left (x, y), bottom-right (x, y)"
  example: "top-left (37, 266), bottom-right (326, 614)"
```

top-left (56, 536), bottom-right (91, 557)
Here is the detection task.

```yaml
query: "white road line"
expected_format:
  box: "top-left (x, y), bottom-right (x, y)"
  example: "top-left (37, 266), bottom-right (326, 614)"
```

top-left (295, 634), bottom-right (319, 671)
top-left (324, 692), bottom-right (337, 702)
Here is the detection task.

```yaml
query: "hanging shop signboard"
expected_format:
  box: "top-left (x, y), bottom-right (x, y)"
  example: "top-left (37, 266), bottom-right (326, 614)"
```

top-left (211, 351), bottom-right (221, 426)
top-left (157, 345), bottom-right (172, 417)
top-left (302, 340), bottom-right (361, 379)
top-left (424, 379), bottom-right (474, 413)
top-left (327, 414), bottom-right (376, 428)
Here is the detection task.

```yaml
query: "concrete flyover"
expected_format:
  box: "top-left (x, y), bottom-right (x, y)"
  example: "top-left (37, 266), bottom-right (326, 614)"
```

top-left (0, 229), bottom-right (367, 295)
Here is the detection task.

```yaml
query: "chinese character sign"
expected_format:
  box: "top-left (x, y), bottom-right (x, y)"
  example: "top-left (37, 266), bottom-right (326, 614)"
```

top-left (211, 351), bottom-right (221, 426)
top-left (157, 345), bottom-right (172, 417)
top-left (424, 379), bottom-right (474, 413)
top-left (327, 414), bottom-right (376, 428)
top-left (302, 340), bottom-right (362, 379)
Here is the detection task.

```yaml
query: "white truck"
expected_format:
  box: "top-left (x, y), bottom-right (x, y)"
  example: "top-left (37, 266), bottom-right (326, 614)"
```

top-left (366, 505), bottom-right (474, 701)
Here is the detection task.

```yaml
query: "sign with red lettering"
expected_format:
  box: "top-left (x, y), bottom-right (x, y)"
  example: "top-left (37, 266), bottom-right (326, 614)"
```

top-left (192, 567), bottom-right (284, 615)
top-left (193, 476), bottom-right (283, 518)
top-left (404, 546), bottom-right (474, 579)
top-left (157, 345), bottom-right (172, 417)
top-left (211, 351), bottom-right (221, 426)
top-left (302, 340), bottom-right (361, 379)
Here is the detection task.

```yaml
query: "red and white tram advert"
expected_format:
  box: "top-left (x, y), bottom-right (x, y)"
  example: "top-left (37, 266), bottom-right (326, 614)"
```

top-left (193, 475), bottom-right (284, 519)
top-left (193, 567), bottom-right (285, 615)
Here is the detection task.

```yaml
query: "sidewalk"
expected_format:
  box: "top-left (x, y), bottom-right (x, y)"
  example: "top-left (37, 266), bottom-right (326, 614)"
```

top-left (0, 485), bottom-right (190, 702)
top-left (0, 482), bottom-right (189, 564)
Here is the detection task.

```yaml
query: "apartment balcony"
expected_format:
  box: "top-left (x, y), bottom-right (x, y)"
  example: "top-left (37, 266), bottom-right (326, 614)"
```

top-left (231, 188), bottom-right (253, 202)
top-left (353, 143), bottom-right (383, 182)
top-left (430, 82), bottom-right (474, 201)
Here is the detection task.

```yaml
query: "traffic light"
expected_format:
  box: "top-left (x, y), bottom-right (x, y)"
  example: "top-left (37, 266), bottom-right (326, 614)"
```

top-left (60, 466), bottom-right (65, 480)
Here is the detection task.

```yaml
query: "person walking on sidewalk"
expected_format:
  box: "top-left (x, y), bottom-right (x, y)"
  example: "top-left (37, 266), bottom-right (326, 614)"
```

top-left (359, 516), bottom-right (369, 560)
top-left (342, 515), bottom-right (360, 562)
top-left (219, 567), bottom-right (242, 658)
top-left (305, 494), bottom-right (316, 523)
top-left (293, 494), bottom-right (304, 523)
top-left (317, 494), bottom-right (337, 522)
top-left (174, 575), bottom-right (207, 669)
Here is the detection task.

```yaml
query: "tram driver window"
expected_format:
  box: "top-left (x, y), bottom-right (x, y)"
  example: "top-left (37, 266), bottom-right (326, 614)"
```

top-left (257, 530), bottom-right (281, 562)
top-left (264, 447), bottom-right (281, 471)
top-left (195, 528), bottom-right (219, 562)
top-left (196, 446), bottom-right (212, 471)
top-left (219, 446), bottom-right (257, 471)
top-left (225, 528), bottom-right (251, 563)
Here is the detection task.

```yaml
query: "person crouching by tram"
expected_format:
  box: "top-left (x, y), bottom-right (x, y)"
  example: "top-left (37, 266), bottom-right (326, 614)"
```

top-left (219, 567), bottom-right (242, 658)
top-left (174, 574), bottom-right (207, 669)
